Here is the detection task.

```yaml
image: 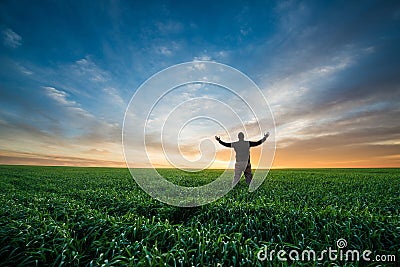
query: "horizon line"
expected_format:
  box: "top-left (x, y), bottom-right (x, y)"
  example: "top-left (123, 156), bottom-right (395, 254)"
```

top-left (0, 163), bottom-right (398, 169)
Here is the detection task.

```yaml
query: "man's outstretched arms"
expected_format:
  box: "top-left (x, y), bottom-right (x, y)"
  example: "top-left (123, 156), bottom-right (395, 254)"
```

top-left (249, 132), bottom-right (270, 147)
top-left (215, 136), bottom-right (232, 147)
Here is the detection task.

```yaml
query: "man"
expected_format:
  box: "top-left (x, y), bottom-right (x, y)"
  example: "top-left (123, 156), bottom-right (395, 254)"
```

top-left (215, 132), bottom-right (269, 185)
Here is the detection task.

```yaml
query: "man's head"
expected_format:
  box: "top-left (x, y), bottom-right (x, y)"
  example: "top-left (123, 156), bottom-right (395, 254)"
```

top-left (238, 132), bottom-right (244, 140)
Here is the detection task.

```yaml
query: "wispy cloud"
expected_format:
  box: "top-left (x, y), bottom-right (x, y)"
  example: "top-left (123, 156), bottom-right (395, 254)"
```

top-left (44, 86), bottom-right (77, 107)
top-left (42, 86), bottom-right (120, 142)
top-left (103, 87), bottom-right (125, 107)
top-left (193, 55), bottom-right (212, 61)
top-left (2, 28), bottom-right (22, 48)
top-left (157, 46), bottom-right (172, 56)
top-left (0, 150), bottom-right (125, 167)
top-left (154, 42), bottom-right (181, 56)
top-left (0, 83), bottom-right (124, 166)
top-left (74, 56), bottom-right (110, 83)
top-left (16, 63), bottom-right (33, 75)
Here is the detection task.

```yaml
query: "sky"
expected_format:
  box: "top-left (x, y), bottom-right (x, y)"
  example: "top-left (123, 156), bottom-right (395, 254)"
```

top-left (0, 0), bottom-right (399, 168)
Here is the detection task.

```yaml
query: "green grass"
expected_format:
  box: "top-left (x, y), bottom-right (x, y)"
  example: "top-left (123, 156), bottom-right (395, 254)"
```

top-left (0, 165), bottom-right (399, 266)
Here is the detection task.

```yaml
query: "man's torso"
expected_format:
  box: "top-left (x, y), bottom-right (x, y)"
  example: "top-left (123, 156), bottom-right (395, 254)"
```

top-left (232, 140), bottom-right (250, 162)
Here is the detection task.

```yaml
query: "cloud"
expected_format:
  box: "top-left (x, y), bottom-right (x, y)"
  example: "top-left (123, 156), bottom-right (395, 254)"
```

top-left (42, 86), bottom-right (120, 142)
top-left (0, 150), bottom-right (125, 167)
top-left (103, 87), bottom-right (125, 107)
top-left (42, 86), bottom-right (102, 125)
top-left (274, 138), bottom-right (400, 168)
top-left (0, 84), bottom-right (124, 167)
top-left (158, 46), bottom-right (172, 56)
top-left (2, 28), bottom-right (22, 48)
top-left (273, 105), bottom-right (400, 167)
top-left (44, 86), bottom-right (76, 107)
top-left (16, 64), bottom-right (33, 75)
top-left (193, 62), bottom-right (206, 70)
top-left (194, 55), bottom-right (212, 61)
top-left (154, 42), bottom-right (181, 57)
top-left (240, 27), bottom-right (251, 36)
top-left (74, 56), bottom-right (109, 82)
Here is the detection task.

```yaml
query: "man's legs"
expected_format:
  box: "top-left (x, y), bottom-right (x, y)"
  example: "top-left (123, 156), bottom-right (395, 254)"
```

top-left (244, 162), bottom-right (253, 185)
top-left (233, 161), bottom-right (247, 185)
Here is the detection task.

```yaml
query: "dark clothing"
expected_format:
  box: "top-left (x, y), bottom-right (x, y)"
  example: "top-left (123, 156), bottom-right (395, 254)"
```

top-left (235, 161), bottom-right (253, 184)
top-left (218, 136), bottom-right (267, 185)
top-left (217, 137), bottom-right (267, 162)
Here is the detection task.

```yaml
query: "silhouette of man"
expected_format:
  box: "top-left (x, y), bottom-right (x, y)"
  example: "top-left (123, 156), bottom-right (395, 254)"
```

top-left (215, 132), bottom-right (269, 185)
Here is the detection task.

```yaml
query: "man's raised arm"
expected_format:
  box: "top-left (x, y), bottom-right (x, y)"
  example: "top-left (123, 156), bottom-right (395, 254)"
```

top-left (249, 132), bottom-right (270, 147)
top-left (215, 136), bottom-right (232, 147)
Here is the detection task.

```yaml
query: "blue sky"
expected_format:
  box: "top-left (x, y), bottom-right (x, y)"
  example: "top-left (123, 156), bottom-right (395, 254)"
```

top-left (0, 0), bottom-right (399, 167)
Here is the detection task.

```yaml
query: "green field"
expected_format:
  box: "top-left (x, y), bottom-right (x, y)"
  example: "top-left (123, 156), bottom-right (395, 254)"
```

top-left (0, 165), bottom-right (399, 266)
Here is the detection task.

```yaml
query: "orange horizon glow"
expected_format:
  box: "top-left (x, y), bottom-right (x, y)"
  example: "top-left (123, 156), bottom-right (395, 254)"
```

top-left (1, 147), bottom-right (398, 169)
